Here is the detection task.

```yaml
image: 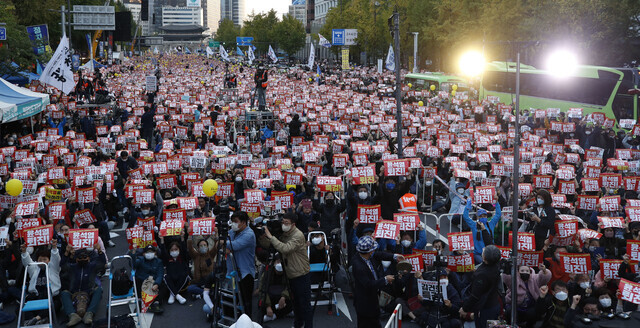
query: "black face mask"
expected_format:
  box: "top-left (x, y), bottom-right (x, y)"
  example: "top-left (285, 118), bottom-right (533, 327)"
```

top-left (326, 199), bottom-right (334, 206)
top-left (520, 273), bottom-right (530, 281)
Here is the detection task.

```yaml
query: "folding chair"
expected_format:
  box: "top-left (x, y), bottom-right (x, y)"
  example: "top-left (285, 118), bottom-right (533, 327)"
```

top-left (107, 255), bottom-right (141, 328)
top-left (18, 262), bottom-right (54, 328)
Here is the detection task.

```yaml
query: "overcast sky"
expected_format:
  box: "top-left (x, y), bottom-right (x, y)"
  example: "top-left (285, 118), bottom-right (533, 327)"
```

top-left (246, 0), bottom-right (290, 18)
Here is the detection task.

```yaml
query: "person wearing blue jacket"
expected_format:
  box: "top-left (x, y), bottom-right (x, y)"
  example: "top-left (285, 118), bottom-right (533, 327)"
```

top-left (463, 199), bottom-right (501, 264)
top-left (392, 228), bottom-right (428, 255)
top-left (132, 245), bottom-right (165, 313)
top-left (47, 116), bottom-right (66, 136)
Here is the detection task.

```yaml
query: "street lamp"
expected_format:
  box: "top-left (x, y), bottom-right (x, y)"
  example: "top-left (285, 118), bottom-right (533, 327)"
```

top-left (458, 50), bottom-right (485, 77)
top-left (546, 49), bottom-right (578, 77)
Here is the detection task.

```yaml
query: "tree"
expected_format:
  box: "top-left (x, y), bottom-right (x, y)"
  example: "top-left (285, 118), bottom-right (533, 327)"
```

top-left (215, 18), bottom-right (241, 48)
top-left (273, 14), bottom-right (306, 56)
top-left (242, 10), bottom-right (280, 54)
top-left (0, 0), bottom-right (38, 70)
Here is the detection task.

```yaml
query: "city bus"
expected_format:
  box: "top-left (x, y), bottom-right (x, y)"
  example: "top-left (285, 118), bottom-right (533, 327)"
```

top-left (405, 73), bottom-right (470, 93)
top-left (479, 61), bottom-right (640, 124)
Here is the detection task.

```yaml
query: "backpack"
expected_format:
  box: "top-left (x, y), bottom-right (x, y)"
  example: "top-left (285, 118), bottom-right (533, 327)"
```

top-left (111, 268), bottom-right (133, 296)
top-left (93, 314), bottom-right (136, 328)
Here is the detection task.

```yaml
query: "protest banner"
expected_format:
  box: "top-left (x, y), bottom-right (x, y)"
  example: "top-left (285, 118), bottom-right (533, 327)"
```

top-left (73, 209), bottom-right (96, 226)
top-left (67, 228), bottom-right (99, 249)
top-left (448, 232), bottom-right (474, 252)
top-left (619, 278), bottom-right (640, 304)
top-left (508, 232), bottom-right (535, 251)
top-left (357, 204), bottom-right (381, 224)
top-left (559, 253), bottom-right (592, 274)
top-left (159, 220), bottom-right (185, 237)
top-left (23, 224), bottom-right (53, 247)
top-left (372, 220), bottom-right (401, 240)
top-left (447, 253), bottom-right (474, 272)
top-left (189, 218), bottom-right (216, 236)
top-left (417, 279), bottom-right (448, 301)
top-left (393, 212), bottom-right (420, 231)
top-left (600, 259), bottom-right (622, 280)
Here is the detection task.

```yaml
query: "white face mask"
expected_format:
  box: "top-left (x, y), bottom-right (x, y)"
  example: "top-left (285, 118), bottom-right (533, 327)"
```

top-left (457, 188), bottom-right (464, 194)
top-left (381, 260), bottom-right (391, 268)
top-left (5, 218), bottom-right (11, 224)
top-left (170, 250), bottom-right (180, 258)
top-left (199, 246), bottom-right (208, 254)
top-left (275, 263), bottom-right (283, 272)
top-left (600, 298), bottom-right (611, 308)
top-left (425, 180), bottom-right (432, 187)
top-left (282, 224), bottom-right (292, 232)
top-left (585, 130), bottom-right (592, 135)
top-left (358, 192), bottom-right (368, 200)
top-left (312, 237), bottom-right (322, 245)
top-left (537, 198), bottom-right (544, 205)
top-left (554, 291), bottom-right (568, 301)
top-left (230, 222), bottom-right (240, 232)
top-left (439, 279), bottom-right (449, 286)
top-left (235, 176), bottom-right (242, 182)
top-left (7, 142), bottom-right (13, 146)
top-left (141, 209), bottom-right (150, 215)
top-left (401, 240), bottom-right (412, 248)
top-left (144, 252), bottom-right (155, 260)
top-left (579, 282), bottom-right (590, 289)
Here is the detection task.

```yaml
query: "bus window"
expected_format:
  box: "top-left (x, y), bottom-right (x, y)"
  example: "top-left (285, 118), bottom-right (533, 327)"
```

top-left (612, 75), bottom-right (636, 121)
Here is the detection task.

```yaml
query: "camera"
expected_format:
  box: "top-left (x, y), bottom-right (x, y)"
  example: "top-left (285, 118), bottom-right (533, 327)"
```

top-left (522, 208), bottom-right (535, 221)
top-left (214, 198), bottom-right (232, 238)
top-left (254, 216), bottom-right (283, 239)
top-left (499, 258), bottom-right (512, 274)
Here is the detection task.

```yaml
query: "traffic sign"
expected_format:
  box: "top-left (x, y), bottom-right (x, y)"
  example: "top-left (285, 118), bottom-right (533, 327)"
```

top-left (73, 5), bottom-right (115, 30)
top-left (332, 29), bottom-right (358, 46)
top-left (236, 37), bottom-right (254, 46)
top-left (0, 27), bottom-right (6, 41)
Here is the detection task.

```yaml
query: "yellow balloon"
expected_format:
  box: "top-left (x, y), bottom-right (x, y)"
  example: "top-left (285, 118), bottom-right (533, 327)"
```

top-left (6, 179), bottom-right (23, 196)
top-left (202, 179), bottom-right (219, 197)
top-left (308, 78), bottom-right (312, 82)
top-left (407, 83), bottom-right (412, 88)
top-left (430, 85), bottom-right (436, 91)
top-left (451, 90), bottom-right (456, 96)
top-left (418, 101), bottom-right (424, 106)
top-left (452, 85), bottom-right (458, 91)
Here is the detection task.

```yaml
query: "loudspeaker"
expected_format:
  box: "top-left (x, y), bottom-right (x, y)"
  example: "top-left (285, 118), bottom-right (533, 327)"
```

top-left (141, 0), bottom-right (148, 21)
top-left (114, 12), bottom-right (132, 42)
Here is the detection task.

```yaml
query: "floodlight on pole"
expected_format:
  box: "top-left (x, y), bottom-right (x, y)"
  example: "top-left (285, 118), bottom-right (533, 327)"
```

top-left (459, 51), bottom-right (485, 77)
top-left (546, 50), bottom-right (578, 77)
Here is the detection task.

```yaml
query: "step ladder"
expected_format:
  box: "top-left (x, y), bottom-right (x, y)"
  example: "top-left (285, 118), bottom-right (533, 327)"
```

top-left (17, 262), bottom-right (54, 328)
top-left (108, 256), bottom-right (141, 328)
top-left (307, 232), bottom-right (337, 312)
top-left (213, 254), bottom-right (245, 328)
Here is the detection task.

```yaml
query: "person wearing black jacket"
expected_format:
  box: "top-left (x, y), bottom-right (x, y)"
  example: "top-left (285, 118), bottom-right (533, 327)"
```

top-left (254, 66), bottom-right (268, 111)
top-left (351, 236), bottom-right (403, 328)
top-left (378, 170), bottom-right (416, 220)
top-left (459, 245), bottom-right (501, 328)
top-left (160, 238), bottom-right (190, 305)
top-left (529, 189), bottom-right (558, 251)
top-left (116, 151), bottom-right (139, 180)
top-left (289, 114), bottom-right (301, 138)
top-left (141, 105), bottom-right (156, 146)
top-left (312, 191), bottom-right (345, 235)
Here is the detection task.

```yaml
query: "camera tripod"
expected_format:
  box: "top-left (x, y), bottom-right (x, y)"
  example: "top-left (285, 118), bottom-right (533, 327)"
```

top-left (211, 233), bottom-right (244, 328)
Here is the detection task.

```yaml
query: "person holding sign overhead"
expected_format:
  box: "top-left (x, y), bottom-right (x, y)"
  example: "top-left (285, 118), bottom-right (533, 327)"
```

top-left (352, 235), bottom-right (404, 328)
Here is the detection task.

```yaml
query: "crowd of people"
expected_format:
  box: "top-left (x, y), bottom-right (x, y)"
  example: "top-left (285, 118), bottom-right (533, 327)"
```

top-left (0, 51), bottom-right (639, 328)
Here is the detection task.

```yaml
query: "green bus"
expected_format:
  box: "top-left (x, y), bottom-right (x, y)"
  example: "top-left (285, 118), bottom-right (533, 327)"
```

top-left (404, 72), bottom-right (470, 93)
top-left (480, 61), bottom-right (640, 123)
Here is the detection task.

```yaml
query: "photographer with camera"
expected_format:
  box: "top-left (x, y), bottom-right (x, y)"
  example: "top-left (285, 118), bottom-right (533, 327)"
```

top-left (261, 212), bottom-right (313, 328)
top-left (227, 211), bottom-right (257, 318)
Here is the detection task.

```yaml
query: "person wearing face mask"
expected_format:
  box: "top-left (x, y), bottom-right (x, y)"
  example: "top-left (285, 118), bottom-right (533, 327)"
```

top-left (131, 245), bottom-right (164, 313)
top-left (459, 245), bottom-right (502, 328)
top-left (160, 240), bottom-right (190, 305)
top-left (393, 227), bottom-right (427, 255)
top-left (535, 280), bottom-right (571, 328)
top-left (257, 256), bottom-right (293, 322)
top-left (47, 115), bottom-right (67, 136)
top-left (295, 199), bottom-right (318, 234)
top-left (501, 264), bottom-right (551, 328)
top-left (594, 288), bottom-right (615, 314)
top-left (564, 296), bottom-right (603, 328)
top-left (568, 274), bottom-right (593, 299)
top-left (226, 211), bottom-right (256, 318)
top-left (379, 172), bottom-right (416, 220)
top-left (20, 240), bottom-right (61, 326)
top-left (415, 272), bottom-right (462, 328)
top-left (127, 203), bottom-right (157, 229)
top-left (312, 191), bottom-right (345, 235)
top-left (529, 189), bottom-right (558, 251)
top-left (463, 199), bottom-right (501, 264)
top-left (186, 239), bottom-right (217, 298)
top-left (447, 180), bottom-right (469, 226)
top-left (261, 212), bottom-right (312, 328)
top-left (60, 245), bottom-right (106, 326)
top-left (599, 227), bottom-right (626, 259)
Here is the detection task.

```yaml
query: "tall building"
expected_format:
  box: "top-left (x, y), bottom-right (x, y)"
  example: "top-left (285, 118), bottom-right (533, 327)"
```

top-left (220, 0), bottom-right (245, 26)
top-left (203, 0), bottom-right (220, 35)
top-left (289, 0), bottom-right (306, 26)
top-left (305, 0), bottom-right (314, 33)
top-left (313, 0), bottom-right (337, 32)
top-left (161, 6), bottom-right (203, 26)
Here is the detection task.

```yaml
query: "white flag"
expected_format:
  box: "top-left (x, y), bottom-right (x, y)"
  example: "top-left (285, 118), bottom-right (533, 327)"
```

top-left (385, 44), bottom-right (395, 71)
top-left (206, 46), bottom-right (213, 57)
top-left (307, 43), bottom-right (315, 70)
top-left (247, 46), bottom-right (255, 65)
top-left (318, 33), bottom-right (332, 48)
top-left (219, 45), bottom-right (229, 61)
top-left (39, 36), bottom-right (75, 95)
top-left (153, 46), bottom-right (158, 54)
top-left (268, 45), bottom-right (278, 63)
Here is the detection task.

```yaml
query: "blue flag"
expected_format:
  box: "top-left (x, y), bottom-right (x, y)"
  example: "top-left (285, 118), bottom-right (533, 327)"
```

top-left (236, 47), bottom-right (244, 56)
top-left (85, 34), bottom-right (92, 53)
top-left (316, 64), bottom-right (321, 84)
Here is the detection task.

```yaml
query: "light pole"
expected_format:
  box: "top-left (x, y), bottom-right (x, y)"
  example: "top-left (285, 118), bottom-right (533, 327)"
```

top-left (389, 11), bottom-right (403, 157)
top-left (460, 44), bottom-right (577, 328)
top-left (411, 32), bottom-right (418, 73)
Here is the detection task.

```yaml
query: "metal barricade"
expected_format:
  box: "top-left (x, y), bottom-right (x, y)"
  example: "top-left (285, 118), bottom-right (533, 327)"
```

top-left (437, 212), bottom-right (478, 236)
top-left (419, 212), bottom-right (446, 243)
top-left (384, 304), bottom-right (402, 328)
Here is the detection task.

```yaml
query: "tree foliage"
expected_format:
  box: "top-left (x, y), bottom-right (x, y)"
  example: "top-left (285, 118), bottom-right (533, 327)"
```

top-left (0, 0), bottom-right (39, 70)
top-left (241, 10), bottom-right (280, 54)
top-left (273, 14), bottom-right (306, 56)
top-left (215, 18), bottom-right (241, 47)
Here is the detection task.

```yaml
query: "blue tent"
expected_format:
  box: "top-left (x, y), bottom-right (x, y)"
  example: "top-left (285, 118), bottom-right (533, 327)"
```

top-left (0, 62), bottom-right (40, 86)
top-left (0, 77), bottom-right (50, 123)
